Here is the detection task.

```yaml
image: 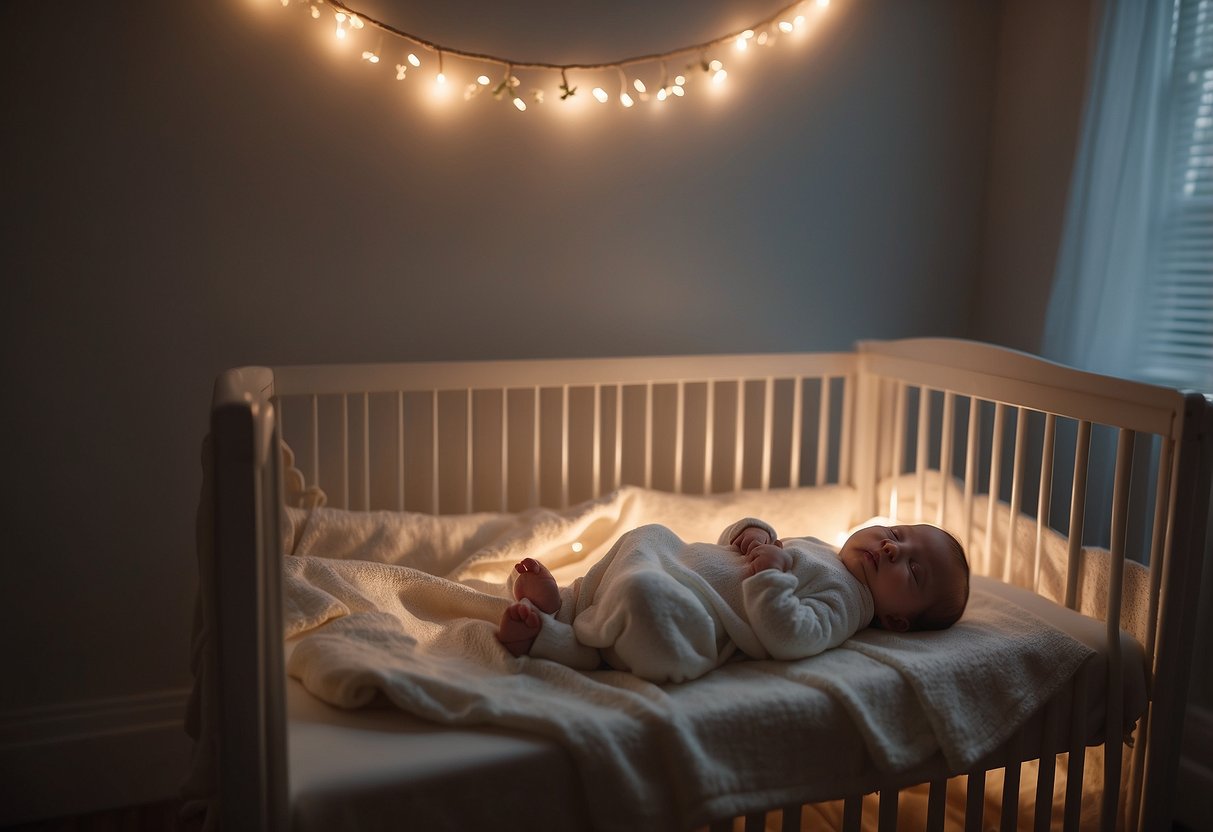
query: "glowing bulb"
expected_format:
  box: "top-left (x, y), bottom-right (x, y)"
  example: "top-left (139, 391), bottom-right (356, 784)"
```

top-left (736, 36), bottom-right (748, 51)
top-left (513, 97), bottom-right (527, 112)
top-left (335, 12), bottom-right (347, 22)
top-left (817, 0), bottom-right (830, 8)
top-left (675, 74), bottom-right (686, 86)
top-left (794, 15), bottom-right (805, 28)
top-left (592, 87), bottom-right (609, 103)
top-left (779, 20), bottom-right (794, 33)
top-left (672, 84), bottom-right (685, 96)
top-left (712, 69), bottom-right (727, 84)
top-left (335, 27), bottom-right (346, 39)
top-left (350, 15), bottom-right (364, 29)
top-left (396, 64), bottom-right (407, 80)
top-left (709, 60), bottom-right (723, 72)
top-left (633, 78), bottom-right (646, 93)
top-left (310, 6), bottom-right (320, 19)
top-left (408, 53), bottom-right (421, 67)
top-left (757, 31), bottom-right (769, 45)
top-left (362, 51), bottom-right (379, 63)
top-left (571, 541), bottom-right (584, 553)
top-left (478, 75), bottom-right (491, 85)
top-left (436, 72), bottom-right (446, 85)
top-left (657, 88), bottom-right (668, 101)
top-left (620, 92), bottom-right (634, 107)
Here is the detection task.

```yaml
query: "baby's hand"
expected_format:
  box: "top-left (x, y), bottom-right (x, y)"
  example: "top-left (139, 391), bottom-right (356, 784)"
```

top-left (732, 526), bottom-right (780, 556)
top-left (745, 543), bottom-right (792, 576)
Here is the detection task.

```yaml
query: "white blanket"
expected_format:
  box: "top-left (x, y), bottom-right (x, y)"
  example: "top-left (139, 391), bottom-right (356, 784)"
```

top-left (283, 486), bottom-right (1094, 831)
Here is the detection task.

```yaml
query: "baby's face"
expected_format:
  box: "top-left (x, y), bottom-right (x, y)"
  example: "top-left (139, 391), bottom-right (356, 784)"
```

top-left (838, 523), bottom-right (960, 632)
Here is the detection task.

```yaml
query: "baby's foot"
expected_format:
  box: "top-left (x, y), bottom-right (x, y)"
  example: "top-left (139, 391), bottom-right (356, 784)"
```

top-left (512, 558), bottom-right (560, 614)
top-left (497, 602), bottom-right (542, 657)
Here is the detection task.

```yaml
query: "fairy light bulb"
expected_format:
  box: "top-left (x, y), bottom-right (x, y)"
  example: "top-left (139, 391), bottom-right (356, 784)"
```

top-left (361, 51), bottom-right (379, 64)
top-left (407, 53), bottom-right (421, 67)
top-left (779, 20), bottom-right (794, 33)
top-left (592, 87), bottom-right (608, 103)
top-left (757, 31), bottom-right (769, 45)
top-left (571, 541), bottom-right (584, 553)
top-left (310, 5), bottom-right (320, 19)
top-left (633, 78), bottom-right (646, 94)
top-left (335, 27), bottom-right (346, 39)
top-left (709, 59), bottom-right (723, 72)
top-left (513, 97), bottom-right (526, 112)
top-left (672, 84), bottom-right (685, 96)
top-left (817, 0), bottom-right (830, 8)
top-left (620, 92), bottom-right (634, 107)
top-left (478, 75), bottom-right (491, 85)
top-left (436, 72), bottom-right (446, 85)
top-left (794, 15), bottom-right (806, 28)
top-left (712, 69), bottom-right (727, 84)
top-left (736, 29), bottom-right (754, 51)
top-left (657, 88), bottom-right (668, 101)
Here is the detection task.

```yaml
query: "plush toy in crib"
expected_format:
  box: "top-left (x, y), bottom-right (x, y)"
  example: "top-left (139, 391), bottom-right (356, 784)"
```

top-left (497, 519), bottom-right (970, 684)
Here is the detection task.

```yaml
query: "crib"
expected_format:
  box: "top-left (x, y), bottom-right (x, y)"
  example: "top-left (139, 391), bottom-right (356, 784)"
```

top-left (190, 338), bottom-right (1213, 831)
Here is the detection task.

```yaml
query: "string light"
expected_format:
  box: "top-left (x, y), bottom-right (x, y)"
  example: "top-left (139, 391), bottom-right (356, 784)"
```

top-left (287, 0), bottom-right (836, 114)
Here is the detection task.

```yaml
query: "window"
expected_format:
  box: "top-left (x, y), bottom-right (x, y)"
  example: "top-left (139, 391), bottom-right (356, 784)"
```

top-left (1137, 0), bottom-right (1213, 391)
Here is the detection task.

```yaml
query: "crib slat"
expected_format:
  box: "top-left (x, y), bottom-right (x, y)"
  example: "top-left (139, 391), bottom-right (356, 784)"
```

top-left (1034, 413), bottom-right (1056, 592)
top-left (964, 397), bottom-right (979, 549)
top-left (762, 377), bottom-right (774, 491)
top-left (842, 794), bottom-right (862, 832)
top-left (1065, 420), bottom-right (1092, 610)
top-left (311, 393), bottom-right (320, 492)
top-left (614, 385), bottom-right (623, 492)
top-left (916, 386), bottom-right (930, 522)
top-left (342, 393), bottom-right (350, 509)
top-left (561, 385), bottom-right (570, 508)
top-left (1035, 695), bottom-right (1060, 831)
top-left (363, 392), bottom-right (370, 510)
top-left (532, 387), bottom-right (541, 508)
top-left (397, 391), bottom-right (405, 511)
top-left (985, 403), bottom-right (1005, 576)
top-left (1100, 428), bottom-right (1133, 832)
top-left (645, 382), bottom-right (653, 491)
top-left (891, 382), bottom-right (907, 521)
top-left (744, 812), bottom-right (765, 832)
top-left (674, 381), bottom-right (685, 494)
top-left (1001, 729), bottom-right (1023, 830)
top-left (780, 803), bottom-right (801, 832)
top-left (591, 384), bottom-right (601, 500)
top-left (502, 389), bottom-right (510, 511)
top-left (926, 778), bottom-right (947, 831)
top-left (734, 380), bottom-right (745, 492)
top-left (938, 391), bottom-right (955, 527)
top-left (790, 377), bottom-right (803, 487)
top-left (964, 769), bottom-right (986, 832)
top-left (878, 787), bottom-right (898, 832)
top-left (431, 391), bottom-right (440, 513)
top-left (466, 389), bottom-right (474, 512)
top-left (840, 374), bottom-right (855, 484)
top-left (1064, 665), bottom-right (1090, 830)
top-left (816, 375), bottom-right (831, 486)
top-left (704, 381), bottom-right (715, 494)
top-left (1006, 407), bottom-right (1028, 584)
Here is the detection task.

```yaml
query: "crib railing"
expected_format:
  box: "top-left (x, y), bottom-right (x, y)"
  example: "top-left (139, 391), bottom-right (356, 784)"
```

top-left (271, 353), bottom-right (858, 514)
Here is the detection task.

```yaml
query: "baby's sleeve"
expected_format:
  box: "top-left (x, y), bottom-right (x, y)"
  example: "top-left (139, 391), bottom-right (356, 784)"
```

top-left (740, 558), bottom-right (863, 660)
top-left (717, 517), bottom-right (779, 546)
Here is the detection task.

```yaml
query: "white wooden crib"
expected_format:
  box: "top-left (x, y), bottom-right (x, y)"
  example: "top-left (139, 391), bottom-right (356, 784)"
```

top-left (192, 338), bottom-right (1212, 831)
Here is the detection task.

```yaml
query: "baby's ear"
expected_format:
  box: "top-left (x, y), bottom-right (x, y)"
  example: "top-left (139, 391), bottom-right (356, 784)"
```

top-left (880, 614), bottom-right (910, 633)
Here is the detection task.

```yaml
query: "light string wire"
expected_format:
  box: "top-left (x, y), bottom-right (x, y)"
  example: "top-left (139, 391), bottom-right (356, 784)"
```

top-left (322, 0), bottom-right (818, 72)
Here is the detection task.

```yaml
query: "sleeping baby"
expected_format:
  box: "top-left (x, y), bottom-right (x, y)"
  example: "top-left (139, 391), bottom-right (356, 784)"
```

top-left (496, 519), bottom-right (970, 684)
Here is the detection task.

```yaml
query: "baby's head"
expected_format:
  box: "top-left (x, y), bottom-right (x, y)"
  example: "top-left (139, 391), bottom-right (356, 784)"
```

top-left (838, 523), bottom-right (969, 633)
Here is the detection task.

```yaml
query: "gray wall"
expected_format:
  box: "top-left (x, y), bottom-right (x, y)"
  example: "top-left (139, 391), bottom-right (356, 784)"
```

top-left (0, 0), bottom-right (1114, 818)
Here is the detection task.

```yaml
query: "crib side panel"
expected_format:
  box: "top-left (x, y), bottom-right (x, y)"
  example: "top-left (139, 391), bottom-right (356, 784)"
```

top-left (271, 353), bottom-right (862, 514)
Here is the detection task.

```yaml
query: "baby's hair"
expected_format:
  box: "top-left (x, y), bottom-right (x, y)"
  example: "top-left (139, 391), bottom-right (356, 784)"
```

top-left (912, 529), bottom-right (970, 631)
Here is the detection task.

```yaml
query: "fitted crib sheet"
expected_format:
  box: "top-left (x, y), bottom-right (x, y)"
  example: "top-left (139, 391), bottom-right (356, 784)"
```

top-left (282, 527), bottom-right (1146, 832)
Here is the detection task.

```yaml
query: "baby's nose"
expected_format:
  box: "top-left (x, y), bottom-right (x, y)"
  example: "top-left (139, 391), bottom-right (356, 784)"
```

top-left (881, 539), bottom-right (899, 559)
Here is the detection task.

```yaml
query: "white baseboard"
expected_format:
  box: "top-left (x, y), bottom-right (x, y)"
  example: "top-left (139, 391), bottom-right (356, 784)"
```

top-left (0, 688), bottom-right (193, 826)
top-left (1177, 704), bottom-right (1213, 830)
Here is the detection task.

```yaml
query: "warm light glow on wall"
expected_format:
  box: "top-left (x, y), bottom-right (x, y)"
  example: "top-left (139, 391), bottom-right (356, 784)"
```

top-left (272, 0), bottom-right (836, 116)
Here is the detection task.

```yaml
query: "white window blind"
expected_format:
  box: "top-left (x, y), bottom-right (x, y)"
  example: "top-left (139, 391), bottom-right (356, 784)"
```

top-left (1138, 0), bottom-right (1213, 391)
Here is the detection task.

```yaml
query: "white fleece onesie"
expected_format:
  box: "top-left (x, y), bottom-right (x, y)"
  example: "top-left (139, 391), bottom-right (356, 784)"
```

top-left (524, 518), bottom-right (875, 683)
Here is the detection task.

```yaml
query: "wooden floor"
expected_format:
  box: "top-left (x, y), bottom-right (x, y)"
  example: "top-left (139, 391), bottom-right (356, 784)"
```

top-left (3, 801), bottom-right (190, 832)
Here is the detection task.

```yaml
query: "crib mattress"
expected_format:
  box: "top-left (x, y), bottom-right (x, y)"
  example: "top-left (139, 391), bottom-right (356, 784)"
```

top-left (284, 575), bottom-right (1146, 831)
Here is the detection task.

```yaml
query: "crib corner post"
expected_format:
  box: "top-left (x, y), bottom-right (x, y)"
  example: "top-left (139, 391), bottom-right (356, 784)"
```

top-left (1140, 393), bottom-right (1213, 831)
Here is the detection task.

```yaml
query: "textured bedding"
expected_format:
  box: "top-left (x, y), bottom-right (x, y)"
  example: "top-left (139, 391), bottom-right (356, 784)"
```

top-left (282, 485), bottom-right (1098, 832)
